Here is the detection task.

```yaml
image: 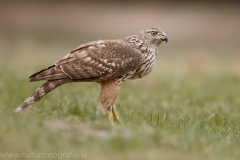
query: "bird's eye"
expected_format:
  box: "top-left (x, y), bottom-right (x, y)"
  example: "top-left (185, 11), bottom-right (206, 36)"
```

top-left (151, 31), bottom-right (157, 36)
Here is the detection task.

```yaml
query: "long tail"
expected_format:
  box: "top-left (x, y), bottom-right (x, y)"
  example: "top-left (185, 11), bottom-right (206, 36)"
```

top-left (14, 79), bottom-right (68, 113)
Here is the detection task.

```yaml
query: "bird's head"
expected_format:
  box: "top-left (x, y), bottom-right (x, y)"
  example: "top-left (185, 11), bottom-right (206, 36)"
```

top-left (138, 27), bottom-right (168, 46)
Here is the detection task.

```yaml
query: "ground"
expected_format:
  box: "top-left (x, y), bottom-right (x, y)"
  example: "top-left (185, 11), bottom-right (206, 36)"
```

top-left (0, 1), bottom-right (240, 160)
top-left (1, 54), bottom-right (240, 159)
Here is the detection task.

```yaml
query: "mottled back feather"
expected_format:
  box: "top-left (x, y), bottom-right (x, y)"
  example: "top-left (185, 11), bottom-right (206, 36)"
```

top-left (29, 40), bottom-right (142, 82)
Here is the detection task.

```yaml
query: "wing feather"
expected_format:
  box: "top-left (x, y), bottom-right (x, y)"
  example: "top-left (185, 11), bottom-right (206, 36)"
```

top-left (29, 40), bottom-right (142, 82)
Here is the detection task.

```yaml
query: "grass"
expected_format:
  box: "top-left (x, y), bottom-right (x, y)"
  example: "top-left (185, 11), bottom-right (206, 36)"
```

top-left (0, 8), bottom-right (240, 157)
top-left (1, 2), bottom-right (240, 159)
top-left (0, 58), bottom-right (240, 159)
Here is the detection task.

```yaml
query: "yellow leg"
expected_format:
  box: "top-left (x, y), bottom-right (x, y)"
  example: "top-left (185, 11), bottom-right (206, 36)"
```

top-left (112, 110), bottom-right (121, 122)
top-left (108, 111), bottom-right (113, 123)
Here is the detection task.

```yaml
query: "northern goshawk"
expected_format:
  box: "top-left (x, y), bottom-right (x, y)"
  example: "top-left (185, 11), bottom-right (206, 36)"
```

top-left (14, 27), bottom-right (168, 122)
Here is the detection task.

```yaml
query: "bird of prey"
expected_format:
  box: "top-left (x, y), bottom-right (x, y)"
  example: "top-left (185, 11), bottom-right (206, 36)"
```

top-left (14, 27), bottom-right (168, 122)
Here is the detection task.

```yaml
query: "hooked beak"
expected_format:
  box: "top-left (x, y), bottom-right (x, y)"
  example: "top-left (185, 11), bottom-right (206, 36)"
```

top-left (161, 34), bottom-right (168, 43)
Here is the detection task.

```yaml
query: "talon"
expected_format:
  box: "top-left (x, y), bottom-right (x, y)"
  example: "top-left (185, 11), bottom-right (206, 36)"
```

top-left (112, 110), bottom-right (121, 122)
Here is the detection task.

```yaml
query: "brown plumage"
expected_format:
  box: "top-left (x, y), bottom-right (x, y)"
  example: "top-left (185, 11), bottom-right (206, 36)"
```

top-left (14, 27), bottom-right (168, 122)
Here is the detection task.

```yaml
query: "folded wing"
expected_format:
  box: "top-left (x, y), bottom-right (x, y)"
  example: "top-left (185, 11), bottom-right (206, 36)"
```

top-left (29, 40), bottom-right (142, 82)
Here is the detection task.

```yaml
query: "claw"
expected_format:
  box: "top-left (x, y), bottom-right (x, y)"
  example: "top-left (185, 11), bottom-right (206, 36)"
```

top-left (112, 110), bottom-right (121, 122)
top-left (108, 110), bottom-right (121, 123)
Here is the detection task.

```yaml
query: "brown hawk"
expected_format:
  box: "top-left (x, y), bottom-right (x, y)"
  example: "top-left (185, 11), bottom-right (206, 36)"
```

top-left (14, 27), bottom-right (168, 122)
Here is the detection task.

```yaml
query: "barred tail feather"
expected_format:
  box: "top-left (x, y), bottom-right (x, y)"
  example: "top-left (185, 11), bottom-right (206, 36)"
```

top-left (14, 80), bottom-right (68, 113)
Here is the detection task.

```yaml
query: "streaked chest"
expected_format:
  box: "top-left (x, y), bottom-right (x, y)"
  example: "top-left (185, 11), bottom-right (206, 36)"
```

top-left (130, 46), bottom-right (158, 79)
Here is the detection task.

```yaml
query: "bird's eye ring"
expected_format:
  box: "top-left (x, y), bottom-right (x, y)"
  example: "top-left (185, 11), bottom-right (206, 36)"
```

top-left (151, 31), bottom-right (157, 36)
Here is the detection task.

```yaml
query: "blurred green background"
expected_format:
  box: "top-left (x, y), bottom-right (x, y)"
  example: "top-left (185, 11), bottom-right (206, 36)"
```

top-left (0, 1), bottom-right (240, 160)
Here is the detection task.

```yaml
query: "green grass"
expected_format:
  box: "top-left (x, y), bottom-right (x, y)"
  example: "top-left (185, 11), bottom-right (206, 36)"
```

top-left (1, 2), bottom-right (240, 159)
top-left (0, 62), bottom-right (240, 160)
